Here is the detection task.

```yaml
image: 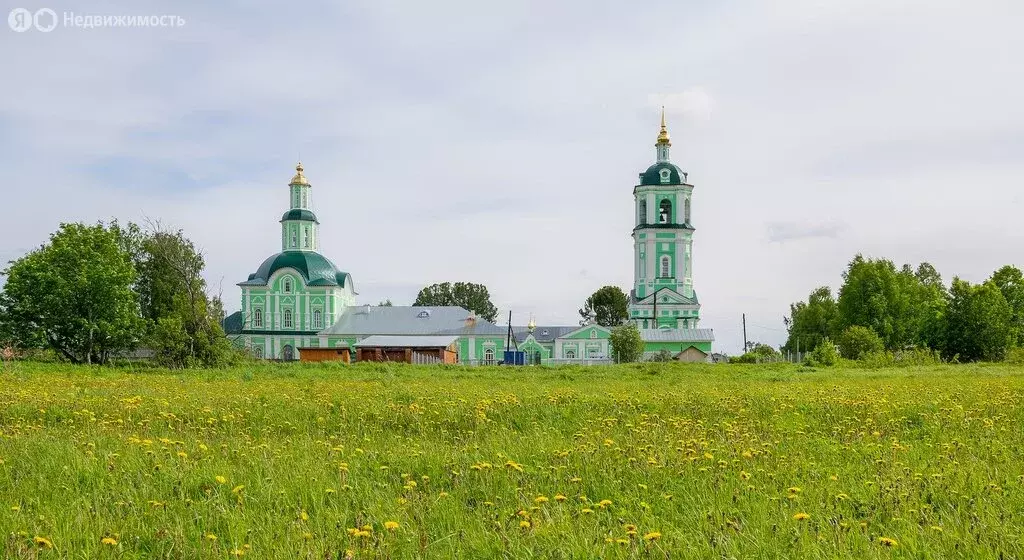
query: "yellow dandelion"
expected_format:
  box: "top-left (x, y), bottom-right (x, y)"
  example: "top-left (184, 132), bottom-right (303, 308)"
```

top-left (598, 499), bottom-right (613, 508)
top-left (232, 485), bottom-right (245, 494)
top-left (879, 537), bottom-right (898, 547)
top-left (793, 512), bottom-right (810, 521)
top-left (300, 510), bottom-right (309, 521)
top-left (205, 534), bottom-right (217, 541)
top-left (101, 537), bottom-right (117, 546)
top-left (384, 521), bottom-right (399, 531)
top-left (931, 526), bottom-right (943, 532)
top-left (33, 536), bottom-right (53, 549)
top-left (581, 508), bottom-right (594, 514)
top-left (519, 520), bottom-right (531, 528)
top-left (534, 495), bottom-right (549, 504)
top-left (643, 532), bottom-right (661, 541)
top-left (215, 476), bottom-right (227, 485)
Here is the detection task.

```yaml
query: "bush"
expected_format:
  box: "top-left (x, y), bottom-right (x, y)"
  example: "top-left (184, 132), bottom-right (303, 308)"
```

top-left (1006, 347), bottom-right (1024, 365)
top-left (807, 338), bottom-right (840, 366)
top-left (857, 348), bottom-right (945, 368)
top-left (836, 326), bottom-right (884, 360)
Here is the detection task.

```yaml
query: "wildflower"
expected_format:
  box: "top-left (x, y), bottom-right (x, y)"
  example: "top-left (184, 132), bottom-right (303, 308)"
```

top-left (206, 534), bottom-right (217, 541)
top-left (554, 494), bottom-right (567, 502)
top-left (787, 487), bottom-right (801, 494)
top-left (34, 536), bottom-right (54, 549)
top-left (534, 495), bottom-right (549, 504)
top-left (598, 499), bottom-right (612, 508)
top-left (232, 485), bottom-right (245, 494)
top-left (931, 526), bottom-right (943, 532)
top-left (11, 505), bottom-right (20, 511)
top-left (793, 512), bottom-right (810, 521)
top-left (519, 520), bottom-right (531, 528)
top-left (879, 537), bottom-right (898, 547)
top-left (739, 471), bottom-right (751, 480)
top-left (385, 521), bottom-right (399, 531)
top-left (581, 508), bottom-right (594, 514)
top-left (300, 510), bottom-right (309, 521)
top-left (101, 537), bottom-right (118, 546)
top-left (643, 532), bottom-right (661, 541)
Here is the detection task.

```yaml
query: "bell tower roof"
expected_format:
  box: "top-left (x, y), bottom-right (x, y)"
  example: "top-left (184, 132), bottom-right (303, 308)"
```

top-left (290, 161), bottom-right (309, 185)
top-left (656, 106), bottom-right (671, 146)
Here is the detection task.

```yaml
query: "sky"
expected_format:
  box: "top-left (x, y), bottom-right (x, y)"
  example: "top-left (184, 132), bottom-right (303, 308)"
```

top-left (1, 0), bottom-right (1022, 354)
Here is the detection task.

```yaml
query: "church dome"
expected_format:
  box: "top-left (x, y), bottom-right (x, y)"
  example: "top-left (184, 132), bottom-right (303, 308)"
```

top-left (242, 251), bottom-right (350, 288)
top-left (639, 162), bottom-right (685, 186)
top-left (280, 209), bottom-right (319, 222)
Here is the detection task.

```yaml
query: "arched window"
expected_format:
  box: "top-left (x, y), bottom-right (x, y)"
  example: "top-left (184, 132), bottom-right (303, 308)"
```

top-left (659, 199), bottom-right (672, 223)
top-left (638, 200), bottom-right (647, 225)
top-left (282, 345), bottom-right (294, 361)
top-left (283, 309), bottom-right (293, 328)
top-left (283, 278), bottom-right (292, 293)
top-left (302, 191), bottom-right (308, 208)
top-left (304, 226), bottom-right (310, 248)
top-left (253, 308), bottom-right (263, 328)
top-left (253, 346), bottom-right (263, 359)
top-left (590, 329), bottom-right (597, 339)
top-left (290, 230), bottom-right (297, 248)
top-left (293, 189), bottom-right (300, 208)
top-left (684, 198), bottom-right (691, 223)
top-left (483, 348), bottom-right (495, 365)
top-left (661, 255), bottom-right (671, 278)
top-left (313, 309), bottom-right (322, 329)
top-left (565, 349), bottom-right (576, 360)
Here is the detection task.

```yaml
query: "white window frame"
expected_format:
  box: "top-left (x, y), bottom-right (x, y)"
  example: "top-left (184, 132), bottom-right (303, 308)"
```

top-left (313, 309), bottom-right (322, 329)
top-left (483, 348), bottom-right (495, 365)
top-left (661, 256), bottom-right (671, 278)
top-left (283, 308), bottom-right (293, 329)
top-left (284, 278), bottom-right (292, 293)
top-left (565, 349), bottom-right (576, 360)
top-left (253, 308), bottom-right (263, 328)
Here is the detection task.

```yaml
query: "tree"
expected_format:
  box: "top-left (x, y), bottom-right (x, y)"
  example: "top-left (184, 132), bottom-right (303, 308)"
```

top-left (782, 287), bottom-right (839, 353)
top-left (990, 265), bottom-right (1024, 345)
top-left (0, 222), bottom-right (143, 364)
top-left (942, 278), bottom-right (1012, 362)
top-left (609, 323), bottom-right (644, 363)
top-left (413, 282), bottom-right (498, 322)
top-left (579, 286), bottom-right (629, 327)
top-left (836, 325), bottom-right (884, 360)
top-left (138, 225), bottom-right (234, 368)
top-left (377, 298), bottom-right (393, 307)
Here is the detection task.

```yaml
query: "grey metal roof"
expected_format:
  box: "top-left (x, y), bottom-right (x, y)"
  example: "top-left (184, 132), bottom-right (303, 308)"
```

top-left (320, 305), bottom-right (478, 336)
top-left (640, 328), bottom-right (715, 342)
top-left (434, 322), bottom-right (509, 337)
top-left (514, 326), bottom-right (577, 343)
top-left (354, 335), bottom-right (459, 348)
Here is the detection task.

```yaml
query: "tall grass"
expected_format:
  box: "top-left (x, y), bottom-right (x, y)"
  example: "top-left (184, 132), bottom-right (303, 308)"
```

top-left (1, 361), bottom-right (1022, 558)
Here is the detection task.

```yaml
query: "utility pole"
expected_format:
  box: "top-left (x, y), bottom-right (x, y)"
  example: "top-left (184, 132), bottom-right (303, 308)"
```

top-left (742, 313), bottom-right (748, 353)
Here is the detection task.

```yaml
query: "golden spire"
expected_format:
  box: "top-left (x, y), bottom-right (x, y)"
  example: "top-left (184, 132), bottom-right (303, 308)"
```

top-left (656, 106), bottom-right (671, 146)
top-left (527, 315), bottom-right (536, 332)
top-left (290, 161), bottom-right (309, 185)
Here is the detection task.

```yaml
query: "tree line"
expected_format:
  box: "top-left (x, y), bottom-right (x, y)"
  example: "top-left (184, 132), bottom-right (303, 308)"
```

top-left (0, 221), bottom-right (235, 367)
top-left (784, 254), bottom-right (1024, 362)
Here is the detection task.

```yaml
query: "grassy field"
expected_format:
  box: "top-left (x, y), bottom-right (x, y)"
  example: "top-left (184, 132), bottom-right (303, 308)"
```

top-left (1, 361), bottom-right (1022, 559)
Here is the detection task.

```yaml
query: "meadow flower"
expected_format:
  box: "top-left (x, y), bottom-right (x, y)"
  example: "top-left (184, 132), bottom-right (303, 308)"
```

top-left (216, 476), bottom-right (227, 484)
top-left (534, 496), bottom-right (549, 503)
top-left (385, 521), bottom-right (399, 531)
top-left (519, 520), bottom-right (531, 528)
top-left (206, 534), bottom-right (217, 541)
top-left (554, 494), bottom-right (567, 502)
top-left (879, 537), bottom-right (898, 547)
top-left (793, 513), bottom-right (810, 521)
top-left (581, 508), bottom-right (594, 514)
top-left (34, 536), bottom-right (54, 549)
top-left (643, 532), bottom-right (661, 541)
top-left (598, 499), bottom-right (612, 508)
top-left (101, 537), bottom-right (117, 546)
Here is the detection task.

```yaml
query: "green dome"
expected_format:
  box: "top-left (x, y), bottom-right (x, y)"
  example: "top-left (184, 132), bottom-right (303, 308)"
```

top-left (280, 209), bottom-right (319, 223)
top-left (639, 162), bottom-right (685, 186)
top-left (242, 251), bottom-right (350, 288)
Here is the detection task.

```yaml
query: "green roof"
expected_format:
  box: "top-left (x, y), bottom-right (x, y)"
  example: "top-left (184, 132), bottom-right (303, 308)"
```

top-left (280, 209), bottom-right (319, 223)
top-left (639, 162), bottom-right (685, 186)
top-left (241, 251), bottom-right (350, 288)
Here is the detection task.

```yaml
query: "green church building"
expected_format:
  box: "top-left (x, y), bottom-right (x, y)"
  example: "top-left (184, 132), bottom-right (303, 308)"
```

top-left (227, 112), bottom-right (713, 362)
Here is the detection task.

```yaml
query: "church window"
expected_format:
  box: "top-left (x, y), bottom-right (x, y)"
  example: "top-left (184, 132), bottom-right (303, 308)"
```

top-left (483, 348), bottom-right (495, 365)
top-left (590, 329), bottom-right (597, 339)
top-left (661, 256), bottom-right (671, 278)
top-left (291, 230), bottom-right (297, 248)
top-left (659, 199), bottom-right (672, 223)
top-left (284, 278), bottom-right (292, 293)
top-left (565, 349), bottom-right (576, 360)
top-left (638, 200), bottom-right (647, 225)
top-left (660, 169), bottom-right (670, 183)
top-left (282, 345), bottom-right (295, 361)
top-left (302, 190), bottom-right (308, 208)
top-left (283, 309), bottom-right (293, 328)
top-left (253, 346), bottom-right (264, 359)
top-left (684, 198), bottom-right (691, 223)
top-left (293, 189), bottom-right (300, 207)
top-left (304, 226), bottom-right (310, 248)
top-left (253, 308), bottom-right (263, 328)
top-left (313, 309), bottom-right (322, 329)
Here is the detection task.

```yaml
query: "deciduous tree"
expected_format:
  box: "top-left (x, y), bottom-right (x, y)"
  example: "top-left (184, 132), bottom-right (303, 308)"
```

top-left (579, 286), bottom-right (629, 327)
top-left (414, 282), bottom-right (498, 322)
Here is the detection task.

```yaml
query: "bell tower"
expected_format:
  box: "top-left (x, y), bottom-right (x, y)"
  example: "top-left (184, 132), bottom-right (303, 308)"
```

top-left (628, 108), bottom-right (701, 330)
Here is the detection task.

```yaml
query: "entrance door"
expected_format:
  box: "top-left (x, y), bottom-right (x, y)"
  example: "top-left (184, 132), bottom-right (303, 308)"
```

top-left (282, 345), bottom-right (295, 361)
